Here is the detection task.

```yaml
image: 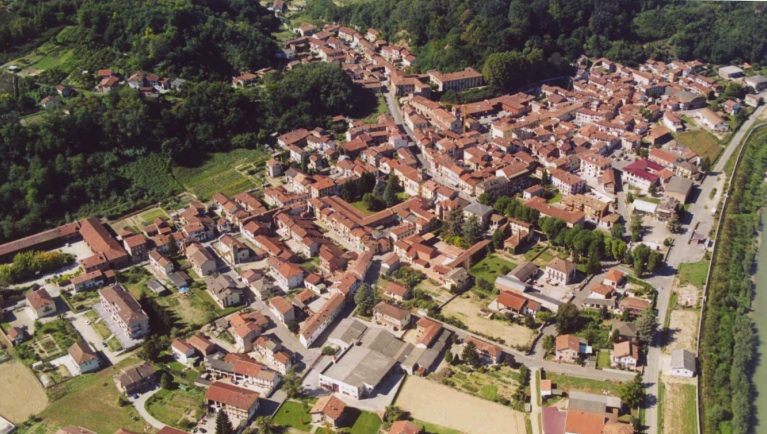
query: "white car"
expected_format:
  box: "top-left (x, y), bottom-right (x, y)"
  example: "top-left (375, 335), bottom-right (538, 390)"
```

top-left (85, 320), bottom-right (91, 325)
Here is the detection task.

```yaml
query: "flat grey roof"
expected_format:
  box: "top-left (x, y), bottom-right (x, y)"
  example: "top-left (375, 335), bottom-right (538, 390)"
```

top-left (322, 346), bottom-right (396, 388)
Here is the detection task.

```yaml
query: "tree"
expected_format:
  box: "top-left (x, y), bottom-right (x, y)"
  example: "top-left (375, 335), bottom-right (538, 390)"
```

top-left (362, 193), bottom-right (385, 211)
top-left (282, 366), bottom-right (303, 398)
top-left (542, 335), bottom-right (555, 355)
top-left (160, 371), bottom-right (173, 389)
top-left (462, 215), bottom-right (482, 244)
top-left (286, 320), bottom-right (299, 334)
top-left (626, 192), bottom-right (634, 204)
top-left (462, 341), bottom-right (480, 368)
top-left (383, 406), bottom-right (405, 426)
top-left (138, 336), bottom-right (163, 362)
top-left (443, 208), bottom-right (464, 239)
top-left (556, 303), bottom-right (580, 334)
top-left (611, 329), bottom-right (621, 343)
top-left (215, 410), bottom-right (234, 434)
top-left (648, 183), bottom-right (657, 195)
top-left (478, 193), bottom-right (495, 205)
top-left (444, 350), bottom-right (453, 365)
top-left (647, 251), bottom-right (663, 274)
top-left (354, 283), bottom-right (376, 316)
top-left (666, 213), bottom-right (682, 234)
top-left (619, 373), bottom-right (646, 408)
top-left (586, 253), bottom-right (601, 275)
top-left (636, 309), bottom-right (658, 344)
top-left (611, 223), bottom-right (625, 240)
top-left (383, 174), bottom-right (400, 207)
top-left (700, 157), bottom-right (712, 172)
top-left (255, 416), bottom-right (278, 434)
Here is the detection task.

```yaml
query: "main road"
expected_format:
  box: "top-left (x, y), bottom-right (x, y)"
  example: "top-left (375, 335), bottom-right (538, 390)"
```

top-left (643, 102), bottom-right (767, 434)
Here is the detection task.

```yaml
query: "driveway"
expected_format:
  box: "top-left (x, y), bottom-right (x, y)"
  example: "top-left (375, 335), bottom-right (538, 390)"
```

top-left (50, 354), bottom-right (79, 377)
top-left (130, 387), bottom-right (165, 429)
top-left (67, 311), bottom-right (131, 365)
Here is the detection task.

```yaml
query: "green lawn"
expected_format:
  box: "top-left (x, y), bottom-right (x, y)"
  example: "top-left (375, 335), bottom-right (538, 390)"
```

top-left (480, 384), bottom-right (498, 401)
top-left (146, 387), bottom-right (205, 428)
top-left (411, 419), bottom-right (463, 434)
top-left (675, 129), bottom-right (722, 162)
top-left (30, 358), bottom-right (148, 434)
top-left (349, 411), bottom-right (382, 434)
top-left (545, 373), bottom-right (622, 396)
top-left (547, 192), bottom-right (562, 204)
top-left (469, 255), bottom-right (517, 284)
top-left (106, 336), bottom-right (122, 352)
top-left (596, 350), bottom-right (612, 369)
top-left (1, 38), bottom-right (77, 74)
top-left (360, 93), bottom-right (388, 124)
top-left (173, 149), bottom-right (265, 201)
top-left (273, 400), bottom-right (312, 431)
top-left (351, 200), bottom-right (375, 216)
top-left (678, 260), bottom-right (709, 289)
top-left (139, 207), bottom-right (168, 225)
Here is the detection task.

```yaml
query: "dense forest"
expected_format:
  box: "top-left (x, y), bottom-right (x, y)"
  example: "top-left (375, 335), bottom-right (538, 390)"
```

top-left (306, 0), bottom-right (767, 87)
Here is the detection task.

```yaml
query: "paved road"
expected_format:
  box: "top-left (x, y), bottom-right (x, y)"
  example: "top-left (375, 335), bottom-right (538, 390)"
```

top-left (642, 103), bottom-right (767, 434)
top-left (131, 387), bottom-right (165, 429)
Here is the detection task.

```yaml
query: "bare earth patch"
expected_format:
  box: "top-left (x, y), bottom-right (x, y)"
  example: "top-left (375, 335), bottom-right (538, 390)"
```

top-left (0, 360), bottom-right (49, 422)
top-left (441, 294), bottom-right (535, 348)
top-left (664, 309), bottom-right (700, 355)
top-left (396, 376), bottom-right (526, 434)
top-left (662, 382), bottom-right (698, 434)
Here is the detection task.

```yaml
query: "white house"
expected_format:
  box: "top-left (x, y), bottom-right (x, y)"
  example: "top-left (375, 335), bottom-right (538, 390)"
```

top-left (171, 339), bottom-right (197, 365)
top-left (68, 341), bottom-right (100, 375)
top-left (670, 349), bottom-right (696, 378)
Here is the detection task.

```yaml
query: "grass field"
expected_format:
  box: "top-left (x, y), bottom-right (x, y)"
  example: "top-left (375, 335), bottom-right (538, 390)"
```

top-left (662, 383), bottom-right (697, 434)
top-left (28, 358), bottom-right (149, 434)
top-left (412, 419), bottom-right (464, 434)
top-left (348, 411), bottom-right (382, 434)
top-left (173, 149), bottom-right (265, 201)
top-left (0, 26), bottom-right (83, 75)
top-left (469, 255), bottom-right (516, 283)
top-left (0, 360), bottom-right (49, 423)
top-left (273, 400), bottom-right (312, 431)
top-left (360, 93), bottom-right (388, 124)
top-left (547, 192), bottom-right (563, 204)
top-left (597, 351), bottom-right (612, 369)
top-left (544, 373), bottom-right (622, 396)
top-left (146, 387), bottom-right (205, 428)
top-left (675, 130), bottom-right (723, 161)
top-left (350, 200), bottom-right (375, 216)
top-left (139, 207), bottom-right (168, 225)
top-left (443, 365), bottom-right (518, 403)
top-left (678, 260), bottom-right (709, 289)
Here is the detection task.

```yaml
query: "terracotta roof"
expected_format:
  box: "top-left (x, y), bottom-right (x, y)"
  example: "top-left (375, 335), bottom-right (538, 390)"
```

top-left (56, 426), bottom-right (96, 434)
top-left (205, 381), bottom-right (259, 411)
top-left (389, 421), bottom-right (422, 434)
top-left (269, 296), bottom-right (294, 315)
top-left (416, 317), bottom-right (443, 347)
top-left (564, 410), bottom-right (608, 434)
top-left (68, 341), bottom-right (98, 365)
top-left (384, 281), bottom-right (410, 297)
top-left (171, 339), bottom-right (194, 354)
top-left (547, 257), bottom-right (576, 274)
top-left (556, 334), bottom-right (581, 352)
top-left (310, 395), bottom-right (346, 421)
top-left (99, 285), bottom-right (148, 325)
top-left (26, 288), bottom-right (54, 309)
top-left (604, 269), bottom-right (625, 283)
top-left (156, 427), bottom-right (191, 434)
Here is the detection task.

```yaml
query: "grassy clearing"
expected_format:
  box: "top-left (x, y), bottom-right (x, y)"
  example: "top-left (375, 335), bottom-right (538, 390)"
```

top-left (675, 130), bottom-right (723, 162)
top-left (146, 387), bottom-right (205, 428)
top-left (350, 200), bottom-right (375, 216)
top-left (597, 350), bottom-right (612, 369)
top-left (469, 255), bottom-right (516, 284)
top-left (663, 383), bottom-right (697, 434)
top-left (273, 400), bottom-right (312, 431)
top-left (139, 207), bottom-right (168, 225)
top-left (360, 93), bottom-right (388, 124)
top-left (30, 358), bottom-right (149, 434)
top-left (2, 40), bottom-right (77, 74)
top-left (173, 149), bottom-right (265, 201)
top-left (545, 373), bottom-right (622, 396)
top-left (411, 419), bottom-right (463, 434)
top-left (439, 364), bottom-right (518, 403)
top-left (348, 411), bottom-right (382, 434)
top-left (678, 261), bottom-right (709, 289)
top-left (547, 192), bottom-right (563, 204)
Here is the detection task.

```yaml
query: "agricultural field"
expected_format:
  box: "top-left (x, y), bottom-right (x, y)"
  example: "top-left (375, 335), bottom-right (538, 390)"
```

top-left (0, 26), bottom-right (83, 75)
top-left (173, 149), bottom-right (266, 201)
top-left (661, 382), bottom-right (697, 434)
top-left (138, 207), bottom-right (170, 226)
top-left (0, 360), bottom-right (49, 423)
top-left (436, 364), bottom-right (520, 404)
top-left (395, 376), bottom-right (526, 434)
top-left (675, 130), bottom-right (722, 162)
top-left (469, 255), bottom-right (516, 283)
top-left (23, 358), bottom-right (149, 434)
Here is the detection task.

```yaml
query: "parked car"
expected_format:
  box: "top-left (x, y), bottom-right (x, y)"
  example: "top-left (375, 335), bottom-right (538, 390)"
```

top-left (101, 342), bottom-right (108, 348)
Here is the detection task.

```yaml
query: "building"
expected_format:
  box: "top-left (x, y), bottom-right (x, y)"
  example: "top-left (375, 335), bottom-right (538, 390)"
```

top-left (671, 349), bottom-right (696, 378)
top-left (372, 301), bottom-right (412, 331)
top-left (428, 67), bottom-right (483, 92)
top-left (206, 275), bottom-right (243, 308)
top-left (695, 108), bottom-right (729, 132)
top-left (230, 311), bottom-right (270, 352)
top-left (300, 293), bottom-right (346, 348)
top-left (611, 341), bottom-right (639, 370)
top-left (619, 297), bottom-right (651, 318)
top-left (545, 258), bottom-right (577, 285)
top-left (383, 281), bottom-right (412, 301)
top-left (318, 345), bottom-right (397, 399)
top-left (56, 427), bottom-right (96, 434)
top-left (68, 341), bottom-right (100, 374)
top-left (171, 339), bottom-right (197, 365)
top-left (269, 296), bottom-right (296, 325)
top-left (622, 159), bottom-right (662, 191)
top-left (718, 65), bottom-right (744, 80)
top-left (99, 284), bottom-right (150, 339)
top-left (463, 336), bottom-right (504, 366)
top-left (550, 169), bottom-right (586, 196)
top-left (115, 362), bottom-right (156, 394)
top-left (745, 75), bottom-right (767, 92)
top-left (310, 395), bottom-right (347, 428)
top-left (71, 270), bottom-right (108, 292)
top-left (26, 288), bottom-right (56, 319)
top-left (665, 176), bottom-right (693, 204)
top-left (185, 243), bottom-right (217, 277)
top-left (603, 269), bottom-right (625, 288)
top-left (205, 381), bottom-right (260, 422)
top-left (389, 421), bottom-right (422, 434)
top-left (555, 334), bottom-right (589, 363)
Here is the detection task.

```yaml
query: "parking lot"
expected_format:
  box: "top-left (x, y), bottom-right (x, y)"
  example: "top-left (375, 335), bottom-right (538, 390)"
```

top-left (93, 302), bottom-right (144, 350)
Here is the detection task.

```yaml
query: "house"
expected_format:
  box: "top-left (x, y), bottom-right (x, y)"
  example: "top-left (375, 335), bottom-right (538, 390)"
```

top-left (27, 288), bottom-right (56, 319)
top-left (463, 336), bottom-right (504, 366)
top-left (695, 108), bottom-right (729, 132)
top-left (185, 242), bottom-right (217, 276)
top-left (71, 270), bottom-right (109, 292)
top-left (171, 339), bottom-right (196, 365)
top-left (718, 65), bottom-right (744, 80)
top-left (269, 296), bottom-right (295, 324)
top-left (123, 234), bottom-right (149, 261)
top-left (611, 321), bottom-right (638, 343)
top-left (372, 301), bottom-right (412, 331)
top-left (745, 75), bottom-right (767, 92)
top-left (555, 334), bottom-right (589, 363)
top-left (488, 289), bottom-right (541, 317)
top-left (611, 341), bottom-right (639, 370)
top-left (665, 176), bottom-right (694, 204)
top-left (205, 381), bottom-right (260, 421)
top-left (68, 341), bottom-right (100, 374)
top-left (619, 297), bottom-right (651, 318)
top-left (310, 395), bottom-right (347, 428)
top-left (100, 284), bottom-right (150, 339)
top-left (149, 250), bottom-right (174, 277)
top-left (217, 235), bottom-right (251, 265)
top-left (230, 311), bottom-right (270, 352)
top-left (545, 258), bottom-right (577, 285)
top-left (550, 169), bottom-right (586, 196)
top-left (206, 275), bottom-right (243, 309)
top-left (383, 281), bottom-right (411, 301)
top-left (205, 353), bottom-right (280, 390)
top-left (40, 96), bottom-right (62, 109)
top-left (671, 349), bottom-right (696, 377)
top-left (188, 333), bottom-right (217, 356)
top-left (428, 67), bottom-right (483, 92)
top-left (268, 257), bottom-right (305, 291)
top-left (300, 293), bottom-right (346, 348)
top-left (56, 426), bottom-right (96, 434)
top-left (389, 421), bottom-right (422, 434)
top-left (115, 362), bottom-right (156, 394)
top-left (6, 326), bottom-right (27, 345)
top-left (603, 269), bottom-right (625, 288)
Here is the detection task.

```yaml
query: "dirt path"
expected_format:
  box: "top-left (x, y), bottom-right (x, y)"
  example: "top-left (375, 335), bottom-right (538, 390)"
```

top-left (0, 360), bottom-right (49, 422)
top-left (396, 376), bottom-right (526, 434)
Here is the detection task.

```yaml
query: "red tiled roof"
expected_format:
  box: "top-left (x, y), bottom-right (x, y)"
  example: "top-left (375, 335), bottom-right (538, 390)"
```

top-left (205, 381), bottom-right (259, 411)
